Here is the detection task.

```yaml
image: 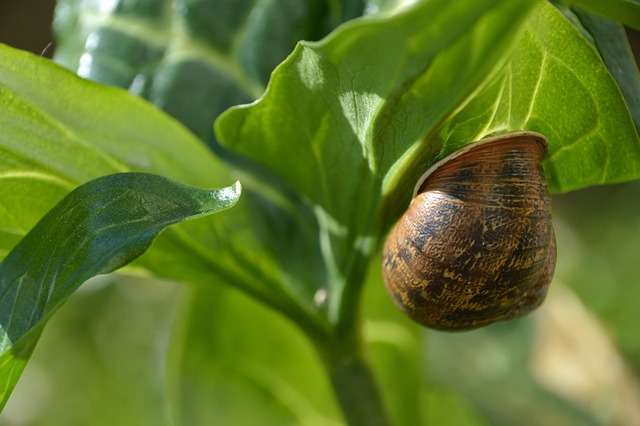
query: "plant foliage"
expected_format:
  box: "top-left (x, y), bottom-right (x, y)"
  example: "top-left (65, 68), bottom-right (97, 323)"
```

top-left (1, 0), bottom-right (639, 424)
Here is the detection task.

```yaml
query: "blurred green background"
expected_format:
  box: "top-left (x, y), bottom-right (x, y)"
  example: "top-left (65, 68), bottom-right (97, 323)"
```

top-left (1, 1), bottom-right (640, 425)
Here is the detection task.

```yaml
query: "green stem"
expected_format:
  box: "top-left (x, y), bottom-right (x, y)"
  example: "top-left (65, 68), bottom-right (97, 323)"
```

top-left (313, 329), bottom-right (391, 426)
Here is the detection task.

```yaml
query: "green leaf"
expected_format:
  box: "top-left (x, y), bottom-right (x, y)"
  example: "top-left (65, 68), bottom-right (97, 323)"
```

top-left (0, 172), bottom-right (240, 409)
top-left (53, 0), bottom-right (339, 145)
top-left (0, 42), bottom-right (271, 325)
top-left (216, 0), bottom-right (538, 325)
top-left (558, 0), bottom-right (640, 30)
top-left (569, 9), bottom-right (640, 134)
top-left (1, 41), bottom-right (328, 340)
top-left (217, 0), bottom-right (640, 241)
top-left (0, 42), bottom-right (229, 259)
top-left (219, 0), bottom-right (536, 225)
top-left (438, 2), bottom-right (640, 194)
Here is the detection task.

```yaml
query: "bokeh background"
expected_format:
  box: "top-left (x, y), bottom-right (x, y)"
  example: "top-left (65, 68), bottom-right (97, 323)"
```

top-left (1, 1), bottom-right (640, 425)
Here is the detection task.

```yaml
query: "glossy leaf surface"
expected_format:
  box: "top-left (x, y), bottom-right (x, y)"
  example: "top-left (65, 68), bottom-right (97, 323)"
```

top-left (53, 0), bottom-right (341, 144)
top-left (0, 43), bottom-right (324, 326)
top-left (0, 42), bottom-right (227, 259)
top-left (568, 8), bottom-right (640, 133)
top-left (0, 173), bottom-right (240, 409)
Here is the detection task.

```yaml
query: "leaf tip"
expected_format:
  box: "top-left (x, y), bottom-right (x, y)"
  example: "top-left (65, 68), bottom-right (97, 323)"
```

top-left (219, 181), bottom-right (242, 208)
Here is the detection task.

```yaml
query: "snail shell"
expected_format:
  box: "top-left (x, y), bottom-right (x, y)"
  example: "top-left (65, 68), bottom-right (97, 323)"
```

top-left (382, 132), bottom-right (556, 331)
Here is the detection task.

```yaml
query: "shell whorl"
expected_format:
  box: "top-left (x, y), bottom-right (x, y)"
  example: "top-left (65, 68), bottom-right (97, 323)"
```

top-left (382, 132), bottom-right (556, 331)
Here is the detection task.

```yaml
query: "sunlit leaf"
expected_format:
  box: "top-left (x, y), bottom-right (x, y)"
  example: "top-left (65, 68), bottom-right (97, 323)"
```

top-left (0, 42), bottom-right (228, 259)
top-left (216, 0), bottom-right (539, 327)
top-left (0, 43), bottom-right (323, 323)
top-left (439, 2), bottom-right (640, 194)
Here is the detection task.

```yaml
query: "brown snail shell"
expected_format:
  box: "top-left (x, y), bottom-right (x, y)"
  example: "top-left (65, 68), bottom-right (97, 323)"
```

top-left (382, 132), bottom-right (556, 331)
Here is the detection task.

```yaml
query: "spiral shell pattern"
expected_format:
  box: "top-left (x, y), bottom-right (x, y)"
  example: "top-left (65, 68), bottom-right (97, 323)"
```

top-left (382, 132), bottom-right (556, 331)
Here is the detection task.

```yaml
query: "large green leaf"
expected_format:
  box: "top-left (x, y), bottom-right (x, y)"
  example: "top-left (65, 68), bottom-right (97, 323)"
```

top-left (217, 0), bottom-right (640, 268)
top-left (216, 0), bottom-right (540, 328)
top-left (438, 1), bottom-right (640, 194)
top-left (0, 42), bottom-right (227, 259)
top-left (53, 0), bottom-right (348, 145)
top-left (0, 43), bottom-right (325, 327)
top-left (0, 172), bottom-right (240, 409)
top-left (219, 0), bottom-right (538, 226)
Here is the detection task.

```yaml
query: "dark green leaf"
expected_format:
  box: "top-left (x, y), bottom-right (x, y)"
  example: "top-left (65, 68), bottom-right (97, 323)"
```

top-left (53, 0), bottom-right (337, 144)
top-left (558, 0), bottom-right (640, 30)
top-left (572, 9), bottom-right (640, 134)
top-left (0, 172), bottom-right (240, 409)
top-left (0, 42), bottom-right (229, 259)
top-left (1, 40), bottom-right (328, 337)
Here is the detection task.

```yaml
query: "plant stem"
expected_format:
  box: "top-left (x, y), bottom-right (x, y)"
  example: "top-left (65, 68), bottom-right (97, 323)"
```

top-left (314, 330), bottom-right (391, 426)
top-left (328, 356), bottom-right (391, 426)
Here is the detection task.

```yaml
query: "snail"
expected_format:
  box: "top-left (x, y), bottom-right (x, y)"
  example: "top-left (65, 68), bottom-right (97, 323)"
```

top-left (382, 131), bottom-right (556, 331)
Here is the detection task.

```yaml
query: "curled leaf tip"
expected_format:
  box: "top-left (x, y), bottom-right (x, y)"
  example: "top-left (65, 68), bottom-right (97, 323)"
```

top-left (216, 181), bottom-right (242, 207)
